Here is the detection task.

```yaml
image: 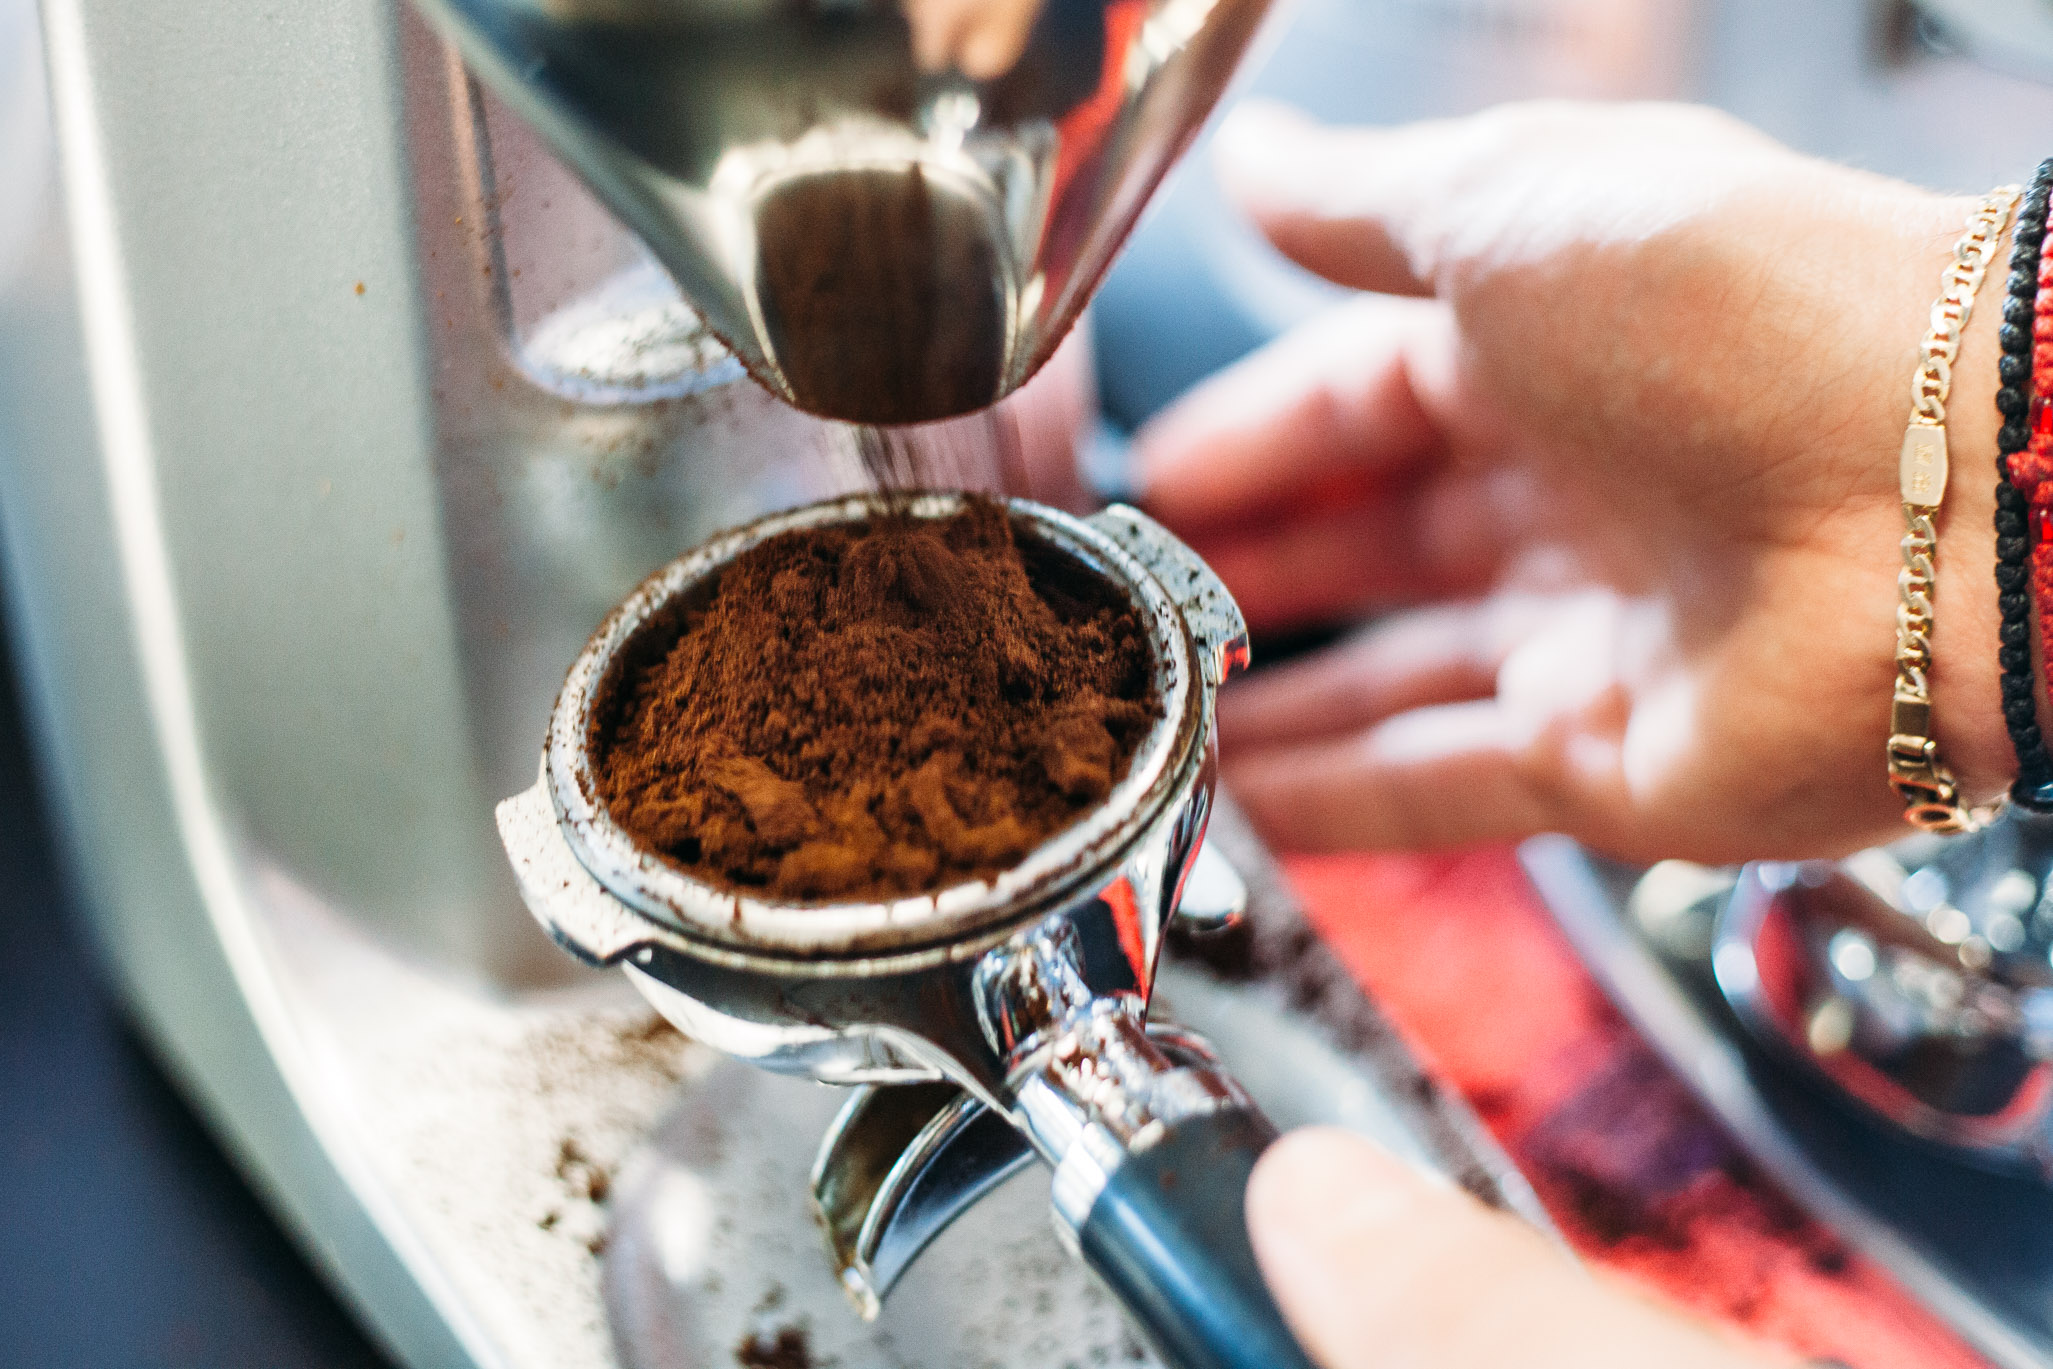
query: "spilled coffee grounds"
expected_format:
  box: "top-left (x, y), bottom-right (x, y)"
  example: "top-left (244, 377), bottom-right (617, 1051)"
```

top-left (596, 498), bottom-right (1160, 901)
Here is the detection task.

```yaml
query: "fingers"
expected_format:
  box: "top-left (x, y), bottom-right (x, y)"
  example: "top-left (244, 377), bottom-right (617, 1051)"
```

top-left (1218, 607), bottom-right (1507, 749)
top-left (1213, 99), bottom-right (1500, 298)
top-left (1132, 295), bottom-right (1452, 534)
top-left (901, 0), bottom-right (1041, 76)
top-left (1223, 699), bottom-right (1559, 851)
top-left (1185, 497), bottom-right (1473, 634)
top-left (1221, 591), bottom-right (1659, 850)
top-left (1213, 98), bottom-right (1780, 299)
top-left (1247, 1129), bottom-right (1787, 1369)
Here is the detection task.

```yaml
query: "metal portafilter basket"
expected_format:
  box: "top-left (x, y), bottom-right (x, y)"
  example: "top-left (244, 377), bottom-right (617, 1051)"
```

top-left (497, 493), bottom-right (1314, 1369)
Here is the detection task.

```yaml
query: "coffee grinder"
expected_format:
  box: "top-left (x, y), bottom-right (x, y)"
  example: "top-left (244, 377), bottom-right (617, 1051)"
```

top-left (0, 0), bottom-right (1547, 1365)
top-left (407, 0), bottom-right (1320, 1359)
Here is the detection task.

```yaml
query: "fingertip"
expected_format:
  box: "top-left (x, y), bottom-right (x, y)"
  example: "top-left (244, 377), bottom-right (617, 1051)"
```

top-left (1248, 1127), bottom-right (1416, 1236)
top-left (1213, 672), bottom-right (1294, 741)
top-left (1223, 700), bottom-right (1560, 852)
top-left (1251, 1136), bottom-right (1780, 1369)
top-left (1213, 103), bottom-right (1446, 296)
top-left (1214, 101), bottom-right (1338, 228)
top-left (1126, 359), bottom-right (1243, 510)
top-left (1219, 95), bottom-right (1316, 137)
top-left (1126, 401), bottom-right (1209, 512)
top-left (1214, 98), bottom-right (1319, 178)
top-left (1125, 407), bottom-right (1266, 533)
top-left (1131, 295), bottom-right (1448, 528)
top-left (1247, 1129), bottom-right (1430, 1367)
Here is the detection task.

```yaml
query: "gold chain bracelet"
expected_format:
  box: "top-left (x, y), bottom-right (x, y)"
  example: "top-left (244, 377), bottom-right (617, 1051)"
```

top-left (1888, 185), bottom-right (2021, 833)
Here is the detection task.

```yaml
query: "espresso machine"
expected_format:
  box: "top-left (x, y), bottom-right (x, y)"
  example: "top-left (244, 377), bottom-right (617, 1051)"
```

top-left (0, 0), bottom-right (1554, 1365)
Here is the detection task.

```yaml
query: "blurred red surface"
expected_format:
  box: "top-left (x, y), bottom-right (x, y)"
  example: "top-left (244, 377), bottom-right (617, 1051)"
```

top-left (1286, 846), bottom-right (1989, 1369)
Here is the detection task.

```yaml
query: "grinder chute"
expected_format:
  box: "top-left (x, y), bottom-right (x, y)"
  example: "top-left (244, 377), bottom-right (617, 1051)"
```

top-left (410, 0), bottom-right (1275, 423)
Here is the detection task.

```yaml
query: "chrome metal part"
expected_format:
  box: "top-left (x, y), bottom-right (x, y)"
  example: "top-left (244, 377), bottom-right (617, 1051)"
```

top-left (410, 0), bottom-right (1274, 422)
top-left (977, 921), bottom-right (1247, 1232)
top-left (1171, 839), bottom-right (1248, 934)
top-left (606, 915), bottom-right (1545, 1369)
top-left (1714, 833), bottom-right (2053, 1174)
top-left (532, 492), bottom-right (1205, 967)
top-left (975, 921), bottom-right (1106, 1064)
top-left (812, 1080), bottom-right (1035, 1319)
top-left (499, 496), bottom-right (1230, 1104)
top-left (1021, 1008), bottom-right (1247, 1234)
top-left (1523, 835), bottom-right (2053, 1369)
top-left (1909, 0), bottom-right (2053, 85)
top-left (809, 1015), bottom-right (1235, 1319)
top-left (605, 1059), bottom-right (1159, 1369)
top-left (1086, 503), bottom-right (1252, 687)
top-left (499, 767), bottom-right (670, 967)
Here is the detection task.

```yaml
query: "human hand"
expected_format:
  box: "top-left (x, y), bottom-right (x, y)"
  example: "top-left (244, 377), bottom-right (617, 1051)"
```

top-left (1246, 1128), bottom-right (1792, 1369)
top-left (901, 0), bottom-right (1044, 77)
top-left (1134, 101), bottom-right (2012, 863)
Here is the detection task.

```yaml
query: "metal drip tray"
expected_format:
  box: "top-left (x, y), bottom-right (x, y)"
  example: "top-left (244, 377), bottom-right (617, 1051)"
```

top-left (1522, 836), bottom-right (2053, 1369)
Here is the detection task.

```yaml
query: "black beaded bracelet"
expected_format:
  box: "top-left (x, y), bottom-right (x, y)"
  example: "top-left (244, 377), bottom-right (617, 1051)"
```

top-left (1996, 158), bottom-right (2053, 809)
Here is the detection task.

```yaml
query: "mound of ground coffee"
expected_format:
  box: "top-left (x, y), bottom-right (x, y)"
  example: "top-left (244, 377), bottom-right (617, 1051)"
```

top-left (596, 498), bottom-right (1160, 902)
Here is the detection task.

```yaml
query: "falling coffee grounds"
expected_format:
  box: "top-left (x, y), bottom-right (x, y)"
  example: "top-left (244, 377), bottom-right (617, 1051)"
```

top-left (596, 498), bottom-right (1160, 902)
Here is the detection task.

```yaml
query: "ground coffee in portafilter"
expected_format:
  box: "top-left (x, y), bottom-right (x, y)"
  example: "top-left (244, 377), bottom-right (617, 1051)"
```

top-left (595, 497), bottom-right (1161, 902)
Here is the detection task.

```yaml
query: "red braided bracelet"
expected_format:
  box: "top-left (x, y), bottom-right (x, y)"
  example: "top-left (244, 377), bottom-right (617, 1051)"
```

top-left (2021, 235), bottom-right (2053, 706)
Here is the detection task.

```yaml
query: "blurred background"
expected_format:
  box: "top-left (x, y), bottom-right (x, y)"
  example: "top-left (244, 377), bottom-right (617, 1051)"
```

top-left (6, 0), bottom-right (2053, 1364)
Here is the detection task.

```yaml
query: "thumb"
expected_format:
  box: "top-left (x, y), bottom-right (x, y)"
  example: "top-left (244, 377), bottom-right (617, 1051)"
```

top-left (1246, 1128), bottom-right (1789, 1369)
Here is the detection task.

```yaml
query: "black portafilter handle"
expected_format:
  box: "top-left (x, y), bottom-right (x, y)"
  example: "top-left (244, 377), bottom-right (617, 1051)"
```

top-left (1073, 1105), bottom-right (1317, 1369)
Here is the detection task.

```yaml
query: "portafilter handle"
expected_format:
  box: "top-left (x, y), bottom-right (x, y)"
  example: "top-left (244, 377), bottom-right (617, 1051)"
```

top-left (1048, 1043), bottom-right (1309, 1369)
top-left (813, 1020), bottom-right (1311, 1369)
top-left (1079, 1106), bottom-right (1299, 1369)
top-left (972, 919), bottom-right (1316, 1369)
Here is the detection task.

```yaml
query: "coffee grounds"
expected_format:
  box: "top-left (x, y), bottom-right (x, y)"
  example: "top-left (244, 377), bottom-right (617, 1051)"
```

top-left (735, 1326), bottom-right (813, 1369)
top-left (596, 498), bottom-right (1160, 902)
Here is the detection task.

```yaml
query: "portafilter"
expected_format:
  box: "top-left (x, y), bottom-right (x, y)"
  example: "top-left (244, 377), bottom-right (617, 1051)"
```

top-left (496, 492), bottom-right (1313, 1369)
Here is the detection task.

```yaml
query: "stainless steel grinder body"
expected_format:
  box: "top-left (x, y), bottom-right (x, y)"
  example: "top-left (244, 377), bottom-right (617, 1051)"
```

top-left (497, 494), bottom-right (1312, 1369)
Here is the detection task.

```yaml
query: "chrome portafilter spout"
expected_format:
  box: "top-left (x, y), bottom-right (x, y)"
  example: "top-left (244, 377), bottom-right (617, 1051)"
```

top-left (1716, 810), bottom-right (2053, 1176)
top-left (496, 493), bottom-right (1314, 1369)
top-left (410, 0), bottom-right (1274, 424)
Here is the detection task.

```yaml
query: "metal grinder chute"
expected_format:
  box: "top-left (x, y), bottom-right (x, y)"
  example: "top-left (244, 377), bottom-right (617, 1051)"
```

top-left (410, 0), bottom-right (1275, 424)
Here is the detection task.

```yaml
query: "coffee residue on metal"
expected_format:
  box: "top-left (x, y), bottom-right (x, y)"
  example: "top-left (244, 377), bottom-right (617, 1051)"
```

top-left (595, 497), bottom-right (1160, 901)
top-left (735, 1325), bottom-right (814, 1369)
